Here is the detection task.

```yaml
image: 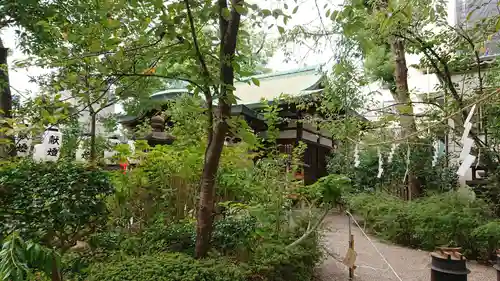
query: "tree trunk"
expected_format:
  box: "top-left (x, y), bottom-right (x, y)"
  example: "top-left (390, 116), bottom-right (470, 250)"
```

top-left (194, 116), bottom-right (228, 258)
top-left (51, 254), bottom-right (62, 281)
top-left (390, 38), bottom-right (422, 198)
top-left (0, 38), bottom-right (14, 158)
top-left (194, 0), bottom-right (241, 259)
top-left (89, 111), bottom-right (97, 164)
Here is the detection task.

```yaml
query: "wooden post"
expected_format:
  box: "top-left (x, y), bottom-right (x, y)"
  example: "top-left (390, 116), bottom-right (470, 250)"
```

top-left (348, 214), bottom-right (355, 280)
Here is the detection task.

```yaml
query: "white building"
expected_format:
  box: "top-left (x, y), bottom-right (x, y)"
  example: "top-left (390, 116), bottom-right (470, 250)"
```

top-left (61, 89), bottom-right (117, 137)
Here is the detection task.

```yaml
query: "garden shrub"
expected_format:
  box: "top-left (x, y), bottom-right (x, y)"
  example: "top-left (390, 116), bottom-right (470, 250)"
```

top-left (69, 213), bottom-right (321, 281)
top-left (348, 192), bottom-right (412, 244)
top-left (87, 253), bottom-right (248, 281)
top-left (248, 243), bottom-right (321, 281)
top-left (249, 219), bottom-right (322, 281)
top-left (212, 214), bottom-right (257, 255)
top-left (406, 193), bottom-right (491, 255)
top-left (471, 220), bottom-right (500, 261)
top-left (0, 160), bottom-right (114, 249)
top-left (347, 192), bottom-right (495, 260)
top-left (86, 237), bottom-right (321, 281)
top-left (141, 219), bottom-right (197, 254)
top-left (126, 215), bottom-right (255, 256)
top-left (108, 141), bottom-right (256, 227)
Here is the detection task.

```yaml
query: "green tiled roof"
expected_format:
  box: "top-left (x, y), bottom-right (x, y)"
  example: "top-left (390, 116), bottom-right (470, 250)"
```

top-left (150, 88), bottom-right (190, 101)
top-left (237, 65), bottom-right (322, 83)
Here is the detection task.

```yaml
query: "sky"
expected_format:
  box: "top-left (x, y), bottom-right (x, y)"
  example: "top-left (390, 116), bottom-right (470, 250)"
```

top-left (3, 27), bottom-right (43, 98)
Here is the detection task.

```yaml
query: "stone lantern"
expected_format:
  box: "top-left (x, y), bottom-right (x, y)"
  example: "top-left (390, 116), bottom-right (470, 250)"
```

top-left (144, 115), bottom-right (175, 146)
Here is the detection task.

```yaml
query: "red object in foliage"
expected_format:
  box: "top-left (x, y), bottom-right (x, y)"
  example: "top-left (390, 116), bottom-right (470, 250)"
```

top-left (294, 171), bottom-right (304, 180)
top-left (119, 162), bottom-right (128, 174)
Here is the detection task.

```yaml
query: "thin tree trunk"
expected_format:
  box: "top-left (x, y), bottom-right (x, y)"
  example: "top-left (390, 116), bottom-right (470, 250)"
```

top-left (0, 38), bottom-right (14, 158)
top-left (51, 254), bottom-right (62, 281)
top-left (194, 0), bottom-right (241, 258)
top-left (195, 117), bottom-right (228, 258)
top-left (89, 110), bottom-right (97, 164)
top-left (390, 38), bottom-right (421, 198)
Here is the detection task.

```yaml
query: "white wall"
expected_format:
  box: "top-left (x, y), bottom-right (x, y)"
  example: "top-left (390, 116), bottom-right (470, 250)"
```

top-left (61, 90), bottom-right (116, 137)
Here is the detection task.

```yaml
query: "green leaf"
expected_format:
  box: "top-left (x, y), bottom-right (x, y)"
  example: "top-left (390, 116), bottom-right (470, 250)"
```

top-left (272, 9), bottom-right (284, 19)
top-left (222, 7), bottom-right (231, 20)
top-left (251, 77), bottom-right (260, 86)
top-left (261, 9), bottom-right (272, 17)
top-left (292, 6), bottom-right (298, 14)
top-left (153, 0), bottom-right (163, 8)
top-left (239, 29), bottom-right (250, 37)
top-left (226, 93), bottom-right (237, 105)
top-left (331, 10), bottom-right (339, 21)
top-left (107, 19), bottom-right (121, 28)
top-left (496, 17), bottom-right (500, 32)
top-left (277, 26), bottom-right (285, 34)
top-left (466, 10), bottom-right (473, 21)
top-left (89, 40), bottom-right (101, 52)
top-left (232, 61), bottom-right (241, 73)
top-left (234, 4), bottom-right (248, 15)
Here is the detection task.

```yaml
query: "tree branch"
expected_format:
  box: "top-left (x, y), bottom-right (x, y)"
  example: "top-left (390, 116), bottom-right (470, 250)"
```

top-left (286, 205), bottom-right (331, 249)
top-left (109, 72), bottom-right (204, 92)
top-left (447, 23), bottom-right (484, 96)
top-left (402, 30), bottom-right (492, 150)
top-left (71, 33), bottom-right (180, 60)
top-left (254, 33), bottom-right (267, 56)
top-left (184, 0), bottom-right (212, 86)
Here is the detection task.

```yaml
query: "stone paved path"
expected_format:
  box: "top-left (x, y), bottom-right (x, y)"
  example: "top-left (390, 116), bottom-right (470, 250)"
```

top-left (316, 213), bottom-right (496, 281)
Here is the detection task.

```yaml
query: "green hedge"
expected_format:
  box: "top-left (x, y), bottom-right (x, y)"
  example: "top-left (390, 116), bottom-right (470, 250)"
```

top-left (87, 253), bottom-right (246, 281)
top-left (86, 242), bottom-right (321, 281)
top-left (348, 192), bottom-right (500, 261)
top-left (72, 213), bottom-right (322, 281)
top-left (0, 160), bottom-right (114, 245)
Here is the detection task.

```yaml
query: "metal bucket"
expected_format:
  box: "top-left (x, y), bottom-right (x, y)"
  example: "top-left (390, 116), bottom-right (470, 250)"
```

top-left (431, 247), bottom-right (470, 281)
top-left (494, 250), bottom-right (500, 281)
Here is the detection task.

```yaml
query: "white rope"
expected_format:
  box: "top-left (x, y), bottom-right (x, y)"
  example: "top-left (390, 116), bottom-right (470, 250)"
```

top-left (402, 144), bottom-right (410, 184)
top-left (345, 211), bottom-right (404, 281)
top-left (322, 245), bottom-right (389, 272)
top-left (475, 148), bottom-right (481, 169)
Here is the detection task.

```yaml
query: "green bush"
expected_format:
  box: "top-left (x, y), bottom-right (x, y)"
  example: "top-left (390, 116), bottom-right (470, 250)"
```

top-left (471, 220), bottom-right (500, 261)
top-left (348, 192), bottom-right (495, 260)
top-left (348, 192), bottom-right (412, 244)
top-left (85, 239), bottom-right (321, 281)
top-left (0, 160), bottom-right (114, 249)
top-left (87, 253), bottom-right (247, 281)
top-left (406, 193), bottom-right (490, 254)
top-left (133, 219), bottom-right (196, 255)
top-left (248, 241), bottom-right (321, 281)
top-left (75, 213), bottom-right (321, 281)
top-left (212, 214), bottom-right (257, 255)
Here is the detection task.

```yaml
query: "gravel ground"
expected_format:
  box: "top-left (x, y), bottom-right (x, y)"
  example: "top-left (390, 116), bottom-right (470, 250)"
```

top-left (316, 213), bottom-right (496, 281)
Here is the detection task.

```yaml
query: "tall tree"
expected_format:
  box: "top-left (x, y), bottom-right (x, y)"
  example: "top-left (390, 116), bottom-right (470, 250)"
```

top-left (0, 1), bottom-right (60, 157)
top-left (325, 0), bottom-right (423, 197)
top-left (183, 0), bottom-right (287, 259)
top-left (17, 0), bottom-right (283, 257)
top-left (0, 38), bottom-right (13, 158)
